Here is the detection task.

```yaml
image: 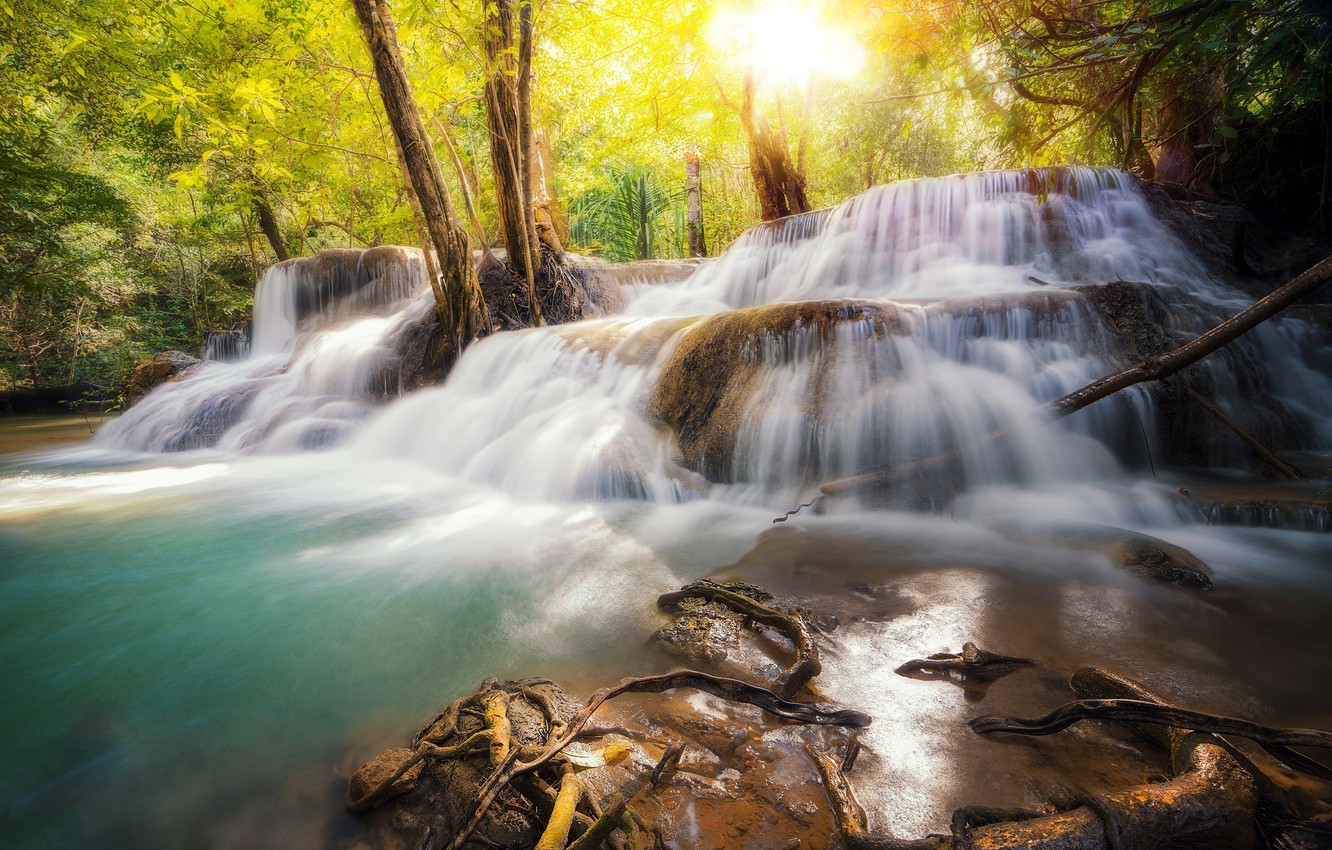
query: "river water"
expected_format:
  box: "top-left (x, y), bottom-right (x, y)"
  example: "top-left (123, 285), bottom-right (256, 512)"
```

top-left (2, 168), bottom-right (1329, 848)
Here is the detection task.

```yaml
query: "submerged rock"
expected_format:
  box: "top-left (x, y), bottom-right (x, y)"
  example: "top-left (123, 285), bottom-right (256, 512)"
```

top-left (998, 522), bottom-right (1214, 589)
top-left (1102, 532), bottom-right (1213, 589)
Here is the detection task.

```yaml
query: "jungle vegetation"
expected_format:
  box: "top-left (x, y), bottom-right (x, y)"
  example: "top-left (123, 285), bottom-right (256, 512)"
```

top-left (2, 0), bottom-right (1329, 392)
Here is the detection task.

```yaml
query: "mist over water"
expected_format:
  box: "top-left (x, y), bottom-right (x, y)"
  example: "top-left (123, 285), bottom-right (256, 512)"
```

top-left (3, 168), bottom-right (1330, 847)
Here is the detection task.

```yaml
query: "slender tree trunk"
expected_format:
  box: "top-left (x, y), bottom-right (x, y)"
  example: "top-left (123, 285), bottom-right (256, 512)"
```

top-left (535, 126), bottom-right (569, 246)
top-left (67, 300), bottom-right (83, 385)
top-left (254, 196), bottom-right (289, 261)
top-left (431, 112), bottom-right (498, 267)
top-left (516, 0), bottom-right (541, 323)
top-left (482, 0), bottom-right (535, 283)
top-left (352, 0), bottom-right (489, 345)
top-left (740, 72), bottom-right (811, 221)
top-left (394, 151), bottom-right (445, 318)
top-left (1320, 68), bottom-right (1330, 240)
top-left (685, 151), bottom-right (706, 258)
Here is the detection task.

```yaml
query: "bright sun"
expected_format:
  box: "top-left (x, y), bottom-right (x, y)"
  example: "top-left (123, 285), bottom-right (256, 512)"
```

top-left (710, 1), bottom-right (866, 86)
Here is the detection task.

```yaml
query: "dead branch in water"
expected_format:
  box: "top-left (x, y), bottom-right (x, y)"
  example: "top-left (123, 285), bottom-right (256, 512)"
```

top-left (1183, 387), bottom-right (1305, 481)
top-left (895, 642), bottom-right (1035, 685)
top-left (971, 698), bottom-right (1332, 778)
top-left (778, 252), bottom-right (1332, 520)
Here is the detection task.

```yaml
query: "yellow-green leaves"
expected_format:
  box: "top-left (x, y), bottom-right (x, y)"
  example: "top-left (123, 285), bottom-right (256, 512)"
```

top-left (232, 77), bottom-right (284, 124)
top-left (137, 72), bottom-right (202, 139)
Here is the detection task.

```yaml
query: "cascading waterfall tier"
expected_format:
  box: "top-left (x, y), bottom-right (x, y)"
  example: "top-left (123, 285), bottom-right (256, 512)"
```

top-left (98, 246), bottom-right (432, 453)
top-left (102, 167), bottom-right (1332, 515)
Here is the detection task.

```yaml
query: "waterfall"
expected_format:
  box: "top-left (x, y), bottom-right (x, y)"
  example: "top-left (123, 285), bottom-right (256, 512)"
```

top-left (98, 246), bottom-right (431, 453)
top-left (99, 167), bottom-right (1332, 513)
top-left (10, 166), bottom-right (1331, 848)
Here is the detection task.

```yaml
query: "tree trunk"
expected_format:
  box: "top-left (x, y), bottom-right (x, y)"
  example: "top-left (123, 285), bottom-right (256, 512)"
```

top-left (516, 0), bottom-right (541, 322)
top-left (482, 0), bottom-right (537, 284)
top-left (352, 0), bottom-right (489, 345)
top-left (253, 196), bottom-right (289, 262)
top-left (685, 151), bottom-right (706, 258)
top-left (741, 72), bottom-right (811, 221)
top-left (535, 126), bottom-right (569, 247)
top-left (67, 299), bottom-right (83, 385)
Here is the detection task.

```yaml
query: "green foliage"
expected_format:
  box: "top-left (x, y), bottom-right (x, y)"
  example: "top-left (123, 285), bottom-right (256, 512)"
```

top-left (570, 163), bottom-right (685, 261)
top-left (1, 0), bottom-right (1329, 392)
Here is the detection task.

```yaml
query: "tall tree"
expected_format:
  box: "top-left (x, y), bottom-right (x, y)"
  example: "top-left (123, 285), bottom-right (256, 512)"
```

top-left (351, 0), bottom-right (489, 345)
top-left (739, 71), bottom-right (811, 221)
top-left (482, 0), bottom-right (540, 322)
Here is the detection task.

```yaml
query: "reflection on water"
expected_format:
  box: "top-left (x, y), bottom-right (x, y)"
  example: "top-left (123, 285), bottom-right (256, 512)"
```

top-left (0, 414), bottom-right (108, 455)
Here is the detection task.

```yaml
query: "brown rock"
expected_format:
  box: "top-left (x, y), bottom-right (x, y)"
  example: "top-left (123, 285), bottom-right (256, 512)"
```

top-left (124, 351), bottom-right (201, 407)
top-left (347, 748), bottom-right (423, 806)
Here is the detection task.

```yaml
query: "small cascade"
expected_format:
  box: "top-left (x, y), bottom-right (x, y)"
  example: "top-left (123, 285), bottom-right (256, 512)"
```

top-left (201, 329), bottom-right (250, 362)
top-left (98, 247), bottom-right (431, 453)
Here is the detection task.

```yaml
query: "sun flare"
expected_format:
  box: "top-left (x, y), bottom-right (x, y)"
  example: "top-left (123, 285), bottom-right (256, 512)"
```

top-left (710, 0), bottom-right (866, 85)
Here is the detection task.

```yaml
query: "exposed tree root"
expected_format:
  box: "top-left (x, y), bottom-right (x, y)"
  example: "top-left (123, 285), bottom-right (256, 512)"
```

top-left (809, 665), bottom-right (1283, 850)
top-left (971, 698), bottom-right (1332, 779)
top-left (657, 579), bottom-right (822, 698)
top-left (565, 744), bottom-right (684, 850)
top-left (442, 671), bottom-right (869, 850)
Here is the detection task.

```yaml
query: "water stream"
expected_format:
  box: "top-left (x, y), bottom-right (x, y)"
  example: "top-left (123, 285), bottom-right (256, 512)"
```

top-left (2, 167), bottom-right (1329, 848)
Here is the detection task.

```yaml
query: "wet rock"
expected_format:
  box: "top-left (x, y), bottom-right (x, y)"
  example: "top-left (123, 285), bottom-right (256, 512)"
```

top-left (651, 597), bottom-right (745, 663)
top-left (348, 748), bottom-right (423, 805)
top-left (384, 300), bottom-right (458, 395)
top-left (649, 300), bottom-right (911, 480)
top-left (996, 522), bottom-right (1213, 589)
top-left (125, 351), bottom-right (202, 407)
top-left (570, 254), bottom-right (706, 316)
top-left (350, 678), bottom-right (582, 850)
top-left (1102, 533), bottom-right (1213, 589)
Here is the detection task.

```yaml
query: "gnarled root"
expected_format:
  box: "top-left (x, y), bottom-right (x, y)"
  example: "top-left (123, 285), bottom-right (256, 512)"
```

top-left (657, 579), bottom-right (822, 698)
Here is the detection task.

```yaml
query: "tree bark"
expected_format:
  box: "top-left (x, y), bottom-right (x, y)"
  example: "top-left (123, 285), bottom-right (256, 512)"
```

top-left (741, 72), bottom-right (811, 221)
top-left (352, 0), bottom-right (489, 345)
top-left (535, 126), bottom-right (569, 247)
top-left (516, 0), bottom-right (541, 323)
top-left (253, 196), bottom-right (289, 262)
top-left (483, 0), bottom-right (537, 285)
top-left (686, 151), bottom-right (706, 257)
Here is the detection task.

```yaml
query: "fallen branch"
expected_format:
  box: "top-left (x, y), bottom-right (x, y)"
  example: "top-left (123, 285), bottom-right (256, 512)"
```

top-left (782, 253), bottom-right (1332, 516)
top-left (1183, 387), bottom-right (1304, 481)
top-left (895, 642), bottom-right (1035, 685)
top-left (657, 580), bottom-right (821, 698)
top-left (970, 697), bottom-right (1332, 778)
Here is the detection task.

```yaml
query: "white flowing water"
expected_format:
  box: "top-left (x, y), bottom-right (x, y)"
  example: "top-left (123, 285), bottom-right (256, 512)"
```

top-left (2, 168), bottom-right (1329, 848)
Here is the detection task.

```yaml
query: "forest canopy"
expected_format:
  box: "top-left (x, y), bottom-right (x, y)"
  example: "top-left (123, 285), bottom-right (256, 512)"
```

top-left (2, 0), bottom-right (1329, 393)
